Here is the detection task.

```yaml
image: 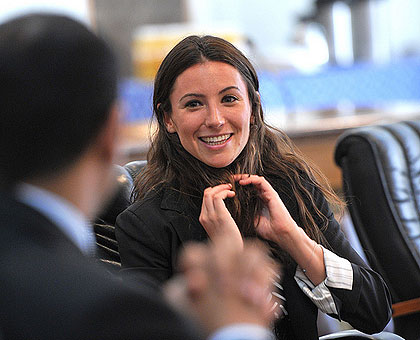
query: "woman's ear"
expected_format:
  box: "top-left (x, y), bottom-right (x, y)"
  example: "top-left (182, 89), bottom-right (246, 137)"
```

top-left (164, 113), bottom-right (176, 133)
top-left (159, 103), bottom-right (176, 133)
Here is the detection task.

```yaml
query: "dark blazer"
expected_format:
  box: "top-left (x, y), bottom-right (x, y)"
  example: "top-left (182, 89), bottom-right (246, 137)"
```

top-left (116, 176), bottom-right (392, 340)
top-left (0, 191), bottom-right (202, 340)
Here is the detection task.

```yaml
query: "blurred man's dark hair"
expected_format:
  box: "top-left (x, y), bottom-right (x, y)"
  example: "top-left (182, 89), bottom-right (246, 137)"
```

top-left (0, 13), bottom-right (117, 187)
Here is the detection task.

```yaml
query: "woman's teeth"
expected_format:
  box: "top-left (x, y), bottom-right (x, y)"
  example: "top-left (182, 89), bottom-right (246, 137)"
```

top-left (200, 134), bottom-right (231, 145)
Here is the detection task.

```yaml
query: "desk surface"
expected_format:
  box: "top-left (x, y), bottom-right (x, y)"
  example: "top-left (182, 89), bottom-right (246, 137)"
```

top-left (272, 104), bottom-right (420, 137)
top-left (119, 109), bottom-right (420, 189)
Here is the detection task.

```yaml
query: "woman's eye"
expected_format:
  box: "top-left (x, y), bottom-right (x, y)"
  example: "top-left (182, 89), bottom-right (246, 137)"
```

top-left (222, 95), bottom-right (238, 103)
top-left (185, 100), bottom-right (202, 108)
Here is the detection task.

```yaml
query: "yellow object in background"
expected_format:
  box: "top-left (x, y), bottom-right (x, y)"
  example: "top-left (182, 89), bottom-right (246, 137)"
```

top-left (132, 23), bottom-right (248, 81)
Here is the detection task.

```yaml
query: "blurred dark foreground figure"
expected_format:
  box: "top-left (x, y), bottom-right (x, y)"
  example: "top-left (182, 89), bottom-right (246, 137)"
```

top-left (0, 13), bottom-right (277, 340)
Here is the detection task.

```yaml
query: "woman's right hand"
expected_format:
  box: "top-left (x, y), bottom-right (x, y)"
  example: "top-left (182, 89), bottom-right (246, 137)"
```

top-left (199, 184), bottom-right (243, 250)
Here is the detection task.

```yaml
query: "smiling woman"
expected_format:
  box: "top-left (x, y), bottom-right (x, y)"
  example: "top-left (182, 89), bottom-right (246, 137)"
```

top-left (115, 35), bottom-right (392, 340)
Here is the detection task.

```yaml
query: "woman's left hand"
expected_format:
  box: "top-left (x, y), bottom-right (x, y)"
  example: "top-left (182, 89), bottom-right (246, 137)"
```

top-left (234, 175), bottom-right (299, 251)
top-left (235, 174), bottom-right (327, 285)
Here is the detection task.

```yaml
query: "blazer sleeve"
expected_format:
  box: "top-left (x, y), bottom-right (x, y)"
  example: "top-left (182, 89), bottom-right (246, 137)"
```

top-left (311, 184), bottom-right (392, 334)
top-left (115, 207), bottom-right (173, 285)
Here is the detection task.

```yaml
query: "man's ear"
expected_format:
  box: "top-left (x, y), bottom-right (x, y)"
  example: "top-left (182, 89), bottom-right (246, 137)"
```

top-left (94, 102), bottom-right (120, 164)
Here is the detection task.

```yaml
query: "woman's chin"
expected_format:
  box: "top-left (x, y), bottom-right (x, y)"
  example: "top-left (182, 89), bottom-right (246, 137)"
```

top-left (200, 158), bottom-right (235, 169)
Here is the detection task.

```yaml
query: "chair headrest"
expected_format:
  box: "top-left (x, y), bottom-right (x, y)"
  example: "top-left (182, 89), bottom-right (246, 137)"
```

top-left (96, 160), bottom-right (147, 225)
top-left (124, 160), bottom-right (147, 180)
top-left (97, 165), bottom-right (133, 225)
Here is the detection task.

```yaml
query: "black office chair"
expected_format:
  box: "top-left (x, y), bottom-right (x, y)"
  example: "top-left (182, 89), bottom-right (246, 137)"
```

top-left (94, 160), bottom-right (146, 269)
top-left (335, 120), bottom-right (420, 340)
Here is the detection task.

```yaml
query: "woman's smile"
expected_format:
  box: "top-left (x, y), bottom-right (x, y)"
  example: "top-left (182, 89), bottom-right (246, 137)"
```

top-left (199, 133), bottom-right (233, 146)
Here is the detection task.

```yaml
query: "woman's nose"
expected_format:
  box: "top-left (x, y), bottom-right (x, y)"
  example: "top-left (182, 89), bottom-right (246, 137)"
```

top-left (205, 104), bottom-right (224, 128)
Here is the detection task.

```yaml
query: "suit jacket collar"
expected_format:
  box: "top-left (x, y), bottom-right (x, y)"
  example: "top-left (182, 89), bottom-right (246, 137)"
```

top-left (14, 183), bottom-right (94, 255)
top-left (0, 190), bottom-right (85, 257)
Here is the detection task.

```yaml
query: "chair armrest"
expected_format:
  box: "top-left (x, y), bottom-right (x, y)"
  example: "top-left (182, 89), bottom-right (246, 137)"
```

top-left (392, 296), bottom-right (420, 317)
top-left (319, 330), bottom-right (404, 340)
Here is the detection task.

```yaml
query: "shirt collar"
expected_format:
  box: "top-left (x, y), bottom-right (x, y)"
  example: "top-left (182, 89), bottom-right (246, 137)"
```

top-left (14, 182), bottom-right (95, 255)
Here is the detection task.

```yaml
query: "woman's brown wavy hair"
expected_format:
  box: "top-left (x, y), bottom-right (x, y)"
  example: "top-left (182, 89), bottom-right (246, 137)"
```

top-left (134, 35), bottom-right (344, 246)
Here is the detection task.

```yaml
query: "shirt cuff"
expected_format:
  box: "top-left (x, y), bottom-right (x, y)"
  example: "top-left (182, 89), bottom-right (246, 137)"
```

top-left (209, 324), bottom-right (275, 340)
top-left (294, 246), bottom-right (353, 315)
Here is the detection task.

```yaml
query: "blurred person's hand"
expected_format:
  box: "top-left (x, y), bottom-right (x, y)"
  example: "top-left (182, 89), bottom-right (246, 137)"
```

top-left (164, 237), bottom-right (279, 336)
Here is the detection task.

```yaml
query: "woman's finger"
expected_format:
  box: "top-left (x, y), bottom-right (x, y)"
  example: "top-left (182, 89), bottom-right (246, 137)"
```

top-left (235, 174), bottom-right (265, 187)
top-left (233, 174), bottom-right (265, 188)
top-left (233, 174), bottom-right (250, 182)
top-left (202, 185), bottom-right (235, 216)
top-left (234, 174), bottom-right (278, 203)
top-left (212, 193), bottom-right (234, 218)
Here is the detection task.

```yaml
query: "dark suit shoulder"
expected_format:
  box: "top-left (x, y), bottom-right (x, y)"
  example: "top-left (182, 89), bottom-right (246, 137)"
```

top-left (0, 193), bottom-right (202, 340)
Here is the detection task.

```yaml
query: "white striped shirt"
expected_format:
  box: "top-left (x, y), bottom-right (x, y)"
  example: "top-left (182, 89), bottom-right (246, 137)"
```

top-left (269, 246), bottom-right (353, 319)
top-left (295, 246), bottom-right (353, 315)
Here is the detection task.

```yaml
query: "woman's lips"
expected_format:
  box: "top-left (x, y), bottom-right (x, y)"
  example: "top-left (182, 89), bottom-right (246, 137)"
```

top-left (199, 133), bottom-right (232, 145)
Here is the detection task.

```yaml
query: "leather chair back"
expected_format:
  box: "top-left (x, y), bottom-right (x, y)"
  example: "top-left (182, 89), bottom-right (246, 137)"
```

top-left (94, 160), bottom-right (147, 268)
top-left (335, 120), bottom-right (420, 339)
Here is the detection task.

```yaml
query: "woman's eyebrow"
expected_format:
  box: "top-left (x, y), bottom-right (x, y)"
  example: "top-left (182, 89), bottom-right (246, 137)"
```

top-left (179, 86), bottom-right (241, 102)
top-left (179, 93), bottom-right (205, 102)
top-left (219, 86), bottom-right (240, 94)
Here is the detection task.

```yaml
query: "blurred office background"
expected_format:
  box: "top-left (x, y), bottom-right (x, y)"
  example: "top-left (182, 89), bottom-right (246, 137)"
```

top-left (1, 0), bottom-right (420, 172)
top-left (1, 0), bottom-right (417, 334)
top-left (73, 1), bottom-right (420, 174)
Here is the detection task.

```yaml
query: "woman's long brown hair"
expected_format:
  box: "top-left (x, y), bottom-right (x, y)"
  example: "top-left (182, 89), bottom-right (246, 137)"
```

top-left (134, 35), bottom-right (344, 247)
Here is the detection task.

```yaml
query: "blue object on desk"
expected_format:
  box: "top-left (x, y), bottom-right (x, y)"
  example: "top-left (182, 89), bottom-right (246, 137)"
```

top-left (270, 57), bottom-right (420, 112)
top-left (119, 79), bottom-right (153, 123)
top-left (119, 57), bottom-right (420, 123)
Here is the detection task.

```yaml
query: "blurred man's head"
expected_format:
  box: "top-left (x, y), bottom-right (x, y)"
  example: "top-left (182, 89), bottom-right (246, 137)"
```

top-left (0, 13), bottom-right (118, 188)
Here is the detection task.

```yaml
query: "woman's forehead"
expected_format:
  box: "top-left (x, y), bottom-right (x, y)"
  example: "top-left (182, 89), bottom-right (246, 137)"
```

top-left (171, 61), bottom-right (247, 96)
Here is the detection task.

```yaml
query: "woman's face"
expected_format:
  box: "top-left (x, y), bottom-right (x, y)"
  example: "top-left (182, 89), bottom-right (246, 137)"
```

top-left (164, 61), bottom-right (253, 168)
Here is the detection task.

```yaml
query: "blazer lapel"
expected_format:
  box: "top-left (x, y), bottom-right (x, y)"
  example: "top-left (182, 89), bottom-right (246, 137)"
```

top-left (160, 187), bottom-right (208, 243)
